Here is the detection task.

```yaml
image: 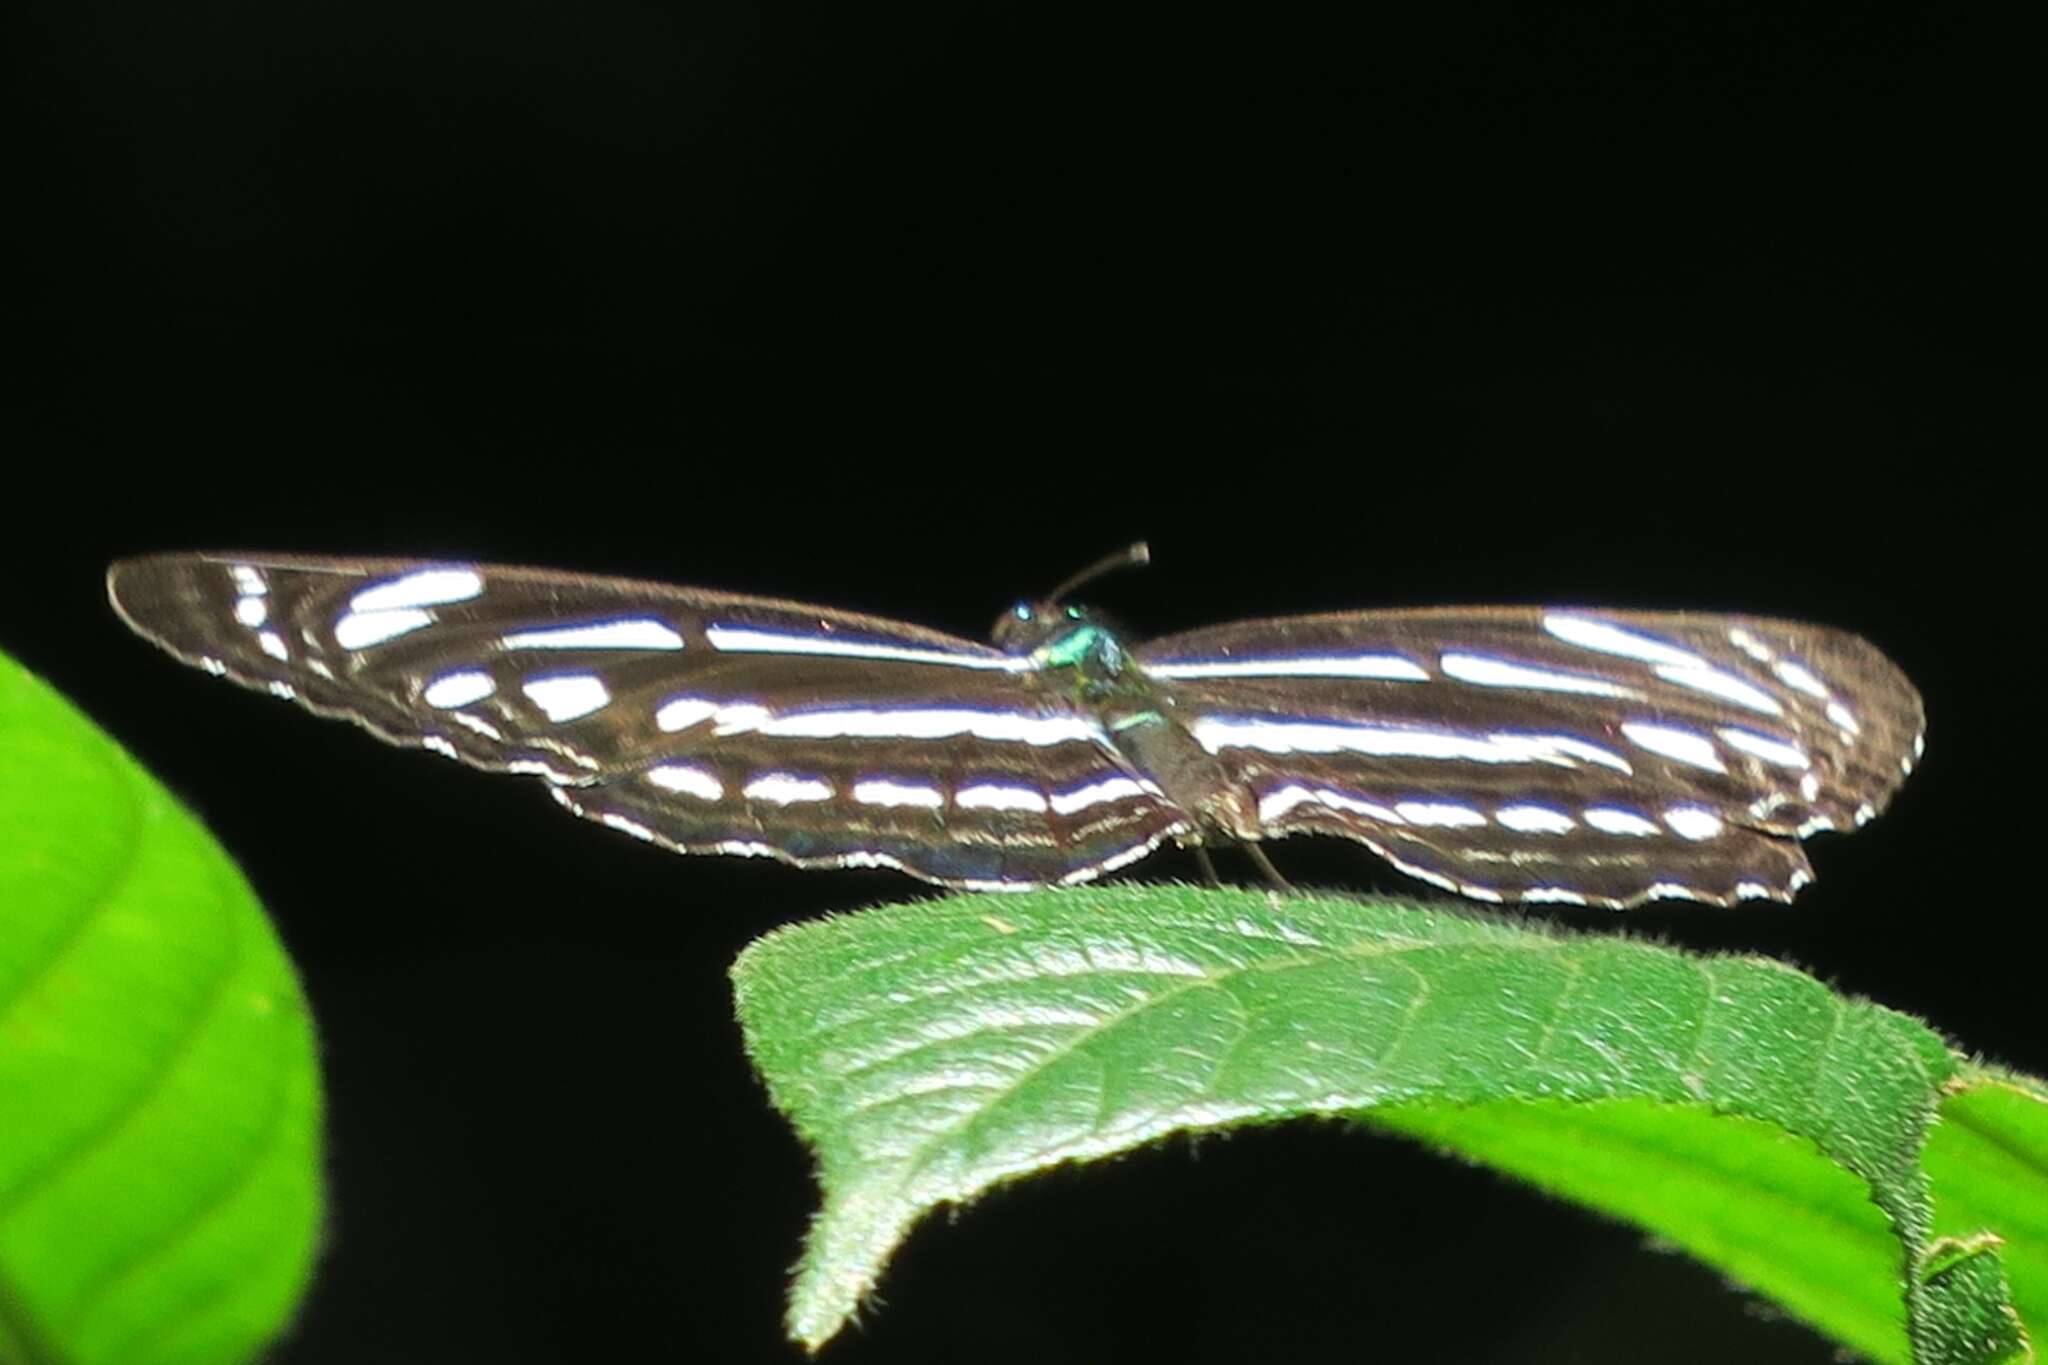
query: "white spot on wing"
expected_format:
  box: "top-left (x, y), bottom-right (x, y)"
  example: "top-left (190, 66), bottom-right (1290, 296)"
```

top-left (230, 565), bottom-right (267, 596)
top-left (1049, 777), bottom-right (1153, 815)
top-left (258, 630), bottom-right (289, 661)
top-left (726, 706), bottom-right (1103, 748)
top-left (1393, 801), bottom-right (1488, 828)
top-left (743, 772), bottom-right (833, 805)
top-left (853, 778), bottom-right (946, 809)
top-left (1523, 887), bottom-right (1590, 906)
top-left (1496, 804), bottom-right (1576, 834)
top-left (1620, 721), bottom-right (1725, 773)
top-left (450, 712), bottom-right (503, 741)
top-left (1440, 652), bottom-right (1642, 698)
top-left (425, 669), bottom-right (496, 709)
top-left (655, 696), bottom-right (720, 733)
top-left (1718, 727), bottom-right (1809, 770)
top-left (956, 783), bottom-right (1050, 813)
top-left (705, 624), bottom-right (1026, 672)
top-left (1543, 614), bottom-right (1705, 668)
top-left (1258, 784), bottom-right (1403, 825)
top-left (1145, 654), bottom-right (1429, 681)
top-left (601, 813), bottom-right (658, 843)
top-left (521, 674), bottom-right (612, 722)
top-left (234, 595), bottom-right (268, 627)
top-left (502, 619), bottom-right (686, 651)
top-left (1656, 664), bottom-right (1783, 715)
top-left (1584, 806), bottom-right (1659, 837)
top-left (1663, 806), bottom-right (1724, 840)
top-left (1773, 659), bottom-right (1830, 699)
top-left (334, 608), bottom-right (433, 649)
top-left (350, 568), bottom-right (484, 612)
top-left (647, 764), bottom-right (723, 800)
top-left (1191, 717), bottom-right (1632, 773)
top-left (1728, 628), bottom-right (1773, 662)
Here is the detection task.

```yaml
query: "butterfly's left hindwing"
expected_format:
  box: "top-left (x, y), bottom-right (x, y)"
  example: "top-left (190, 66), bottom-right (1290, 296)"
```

top-left (108, 553), bottom-right (1186, 889)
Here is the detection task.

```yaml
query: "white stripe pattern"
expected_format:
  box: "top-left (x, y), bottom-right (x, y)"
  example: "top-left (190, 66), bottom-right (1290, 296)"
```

top-left (1440, 652), bottom-right (1642, 699)
top-left (350, 568), bottom-right (484, 612)
top-left (646, 764), bottom-right (723, 800)
top-left (334, 608), bottom-right (433, 649)
top-left (1542, 613), bottom-right (1703, 669)
top-left (743, 773), bottom-right (832, 805)
top-left (1656, 663), bottom-right (1782, 715)
top-left (1496, 804), bottom-right (1576, 834)
top-left (424, 669), bottom-right (496, 709)
top-left (956, 783), bottom-right (1051, 813)
top-left (1718, 727), bottom-right (1809, 770)
top-left (1191, 716), bottom-right (1632, 772)
top-left (1773, 659), bottom-right (1830, 699)
top-left (718, 705), bottom-right (1104, 747)
top-left (521, 674), bottom-right (612, 722)
top-left (1663, 806), bottom-right (1724, 840)
top-left (1619, 721), bottom-right (1725, 773)
top-left (1049, 777), bottom-right (1155, 815)
top-left (1257, 784), bottom-right (1403, 825)
top-left (1145, 654), bottom-right (1429, 681)
top-left (502, 619), bottom-right (685, 650)
top-left (705, 624), bottom-right (1028, 672)
top-left (853, 778), bottom-right (946, 809)
top-left (329, 567), bottom-right (470, 647)
top-left (1394, 801), bottom-right (1488, 828)
top-left (1584, 806), bottom-right (1660, 836)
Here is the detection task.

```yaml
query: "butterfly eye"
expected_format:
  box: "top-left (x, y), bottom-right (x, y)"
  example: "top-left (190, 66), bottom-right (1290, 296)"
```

top-left (1065, 606), bottom-right (1083, 620)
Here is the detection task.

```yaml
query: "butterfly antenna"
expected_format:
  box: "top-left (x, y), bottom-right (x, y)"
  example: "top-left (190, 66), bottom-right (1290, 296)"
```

top-left (1049, 541), bottom-right (1150, 604)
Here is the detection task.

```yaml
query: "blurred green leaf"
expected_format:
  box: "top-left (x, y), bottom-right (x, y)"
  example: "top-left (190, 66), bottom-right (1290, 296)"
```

top-left (734, 885), bottom-right (2033, 1362)
top-left (1, 651), bottom-right (322, 1365)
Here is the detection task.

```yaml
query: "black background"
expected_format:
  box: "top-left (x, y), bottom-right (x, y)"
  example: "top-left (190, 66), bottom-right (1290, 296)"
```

top-left (2, 2), bottom-right (2039, 1361)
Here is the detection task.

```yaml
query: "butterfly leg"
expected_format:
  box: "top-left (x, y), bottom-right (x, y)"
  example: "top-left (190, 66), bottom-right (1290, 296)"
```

top-left (1244, 843), bottom-right (1293, 893)
top-left (1192, 845), bottom-right (1223, 887)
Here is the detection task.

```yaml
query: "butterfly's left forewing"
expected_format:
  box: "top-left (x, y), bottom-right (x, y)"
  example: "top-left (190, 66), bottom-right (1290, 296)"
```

top-left (1140, 606), bottom-right (1923, 907)
top-left (109, 554), bottom-right (1186, 888)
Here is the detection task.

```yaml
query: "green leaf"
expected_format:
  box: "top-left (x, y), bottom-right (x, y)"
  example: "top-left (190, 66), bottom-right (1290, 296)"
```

top-left (0, 650), bottom-right (323, 1365)
top-left (1926, 1074), bottom-right (2048, 1350)
top-left (733, 885), bottom-right (2034, 1362)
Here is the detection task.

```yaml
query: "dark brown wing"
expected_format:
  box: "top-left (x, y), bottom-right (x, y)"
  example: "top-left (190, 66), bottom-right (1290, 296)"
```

top-left (109, 553), bottom-right (1187, 888)
top-left (1140, 606), bottom-right (1922, 907)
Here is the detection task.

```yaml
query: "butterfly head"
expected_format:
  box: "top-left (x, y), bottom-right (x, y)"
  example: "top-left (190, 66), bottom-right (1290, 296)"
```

top-left (991, 541), bottom-right (1150, 673)
top-left (993, 599), bottom-right (1130, 678)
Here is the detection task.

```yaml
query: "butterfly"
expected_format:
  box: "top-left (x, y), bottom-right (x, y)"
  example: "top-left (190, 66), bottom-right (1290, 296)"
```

top-left (106, 546), bottom-right (1924, 908)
